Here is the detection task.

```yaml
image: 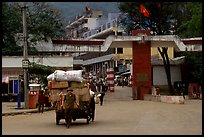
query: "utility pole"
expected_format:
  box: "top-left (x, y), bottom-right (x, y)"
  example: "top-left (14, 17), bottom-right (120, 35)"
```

top-left (21, 2), bottom-right (29, 109)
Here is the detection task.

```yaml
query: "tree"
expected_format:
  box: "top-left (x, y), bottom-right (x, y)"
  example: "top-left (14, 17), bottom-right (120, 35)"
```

top-left (172, 2), bottom-right (202, 90)
top-left (2, 2), bottom-right (24, 56)
top-left (176, 2), bottom-right (202, 38)
top-left (27, 2), bottom-right (66, 42)
top-left (2, 2), bottom-right (67, 56)
top-left (177, 51), bottom-right (202, 86)
top-left (28, 63), bottom-right (56, 86)
top-left (118, 2), bottom-right (201, 95)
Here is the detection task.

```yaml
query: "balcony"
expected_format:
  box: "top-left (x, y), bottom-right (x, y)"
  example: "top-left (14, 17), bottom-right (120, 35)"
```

top-left (83, 17), bottom-right (122, 38)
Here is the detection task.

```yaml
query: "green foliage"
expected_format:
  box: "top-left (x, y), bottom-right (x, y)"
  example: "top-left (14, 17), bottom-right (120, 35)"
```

top-left (118, 2), bottom-right (183, 35)
top-left (118, 2), bottom-right (202, 37)
top-left (175, 2), bottom-right (202, 38)
top-left (181, 52), bottom-right (202, 84)
top-left (2, 2), bottom-right (23, 55)
top-left (2, 2), bottom-right (67, 56)
top-left (27, 2), bottom-right (66, 42)
top-left (28, 62), bottom-right (56, 86)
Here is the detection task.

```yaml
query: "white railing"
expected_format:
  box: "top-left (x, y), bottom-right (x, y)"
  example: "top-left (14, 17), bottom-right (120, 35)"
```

top-left (83, 17), bottom-right (121, 38)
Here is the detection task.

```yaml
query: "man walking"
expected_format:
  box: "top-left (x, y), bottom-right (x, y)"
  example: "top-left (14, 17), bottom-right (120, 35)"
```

top-left (64, 88), bottom-right (76, 128)
top-left (89, 90), bottom-right (95, 121)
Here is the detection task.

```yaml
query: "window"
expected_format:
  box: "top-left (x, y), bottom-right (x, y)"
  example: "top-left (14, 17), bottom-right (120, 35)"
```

top-left (117, 48), bottom-right (123, 54)
top-left (107, 23), bottom-right (111, 28)
top-left (113, 48), bottom-right (116, 54)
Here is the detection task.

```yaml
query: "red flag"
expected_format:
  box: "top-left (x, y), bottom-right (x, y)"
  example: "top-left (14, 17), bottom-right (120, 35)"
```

top-left (140, 4), bottom-right (150, 17)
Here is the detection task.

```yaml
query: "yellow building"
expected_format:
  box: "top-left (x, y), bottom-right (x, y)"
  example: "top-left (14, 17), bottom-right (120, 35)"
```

top-left (114, 47), bottom-right (174, 67)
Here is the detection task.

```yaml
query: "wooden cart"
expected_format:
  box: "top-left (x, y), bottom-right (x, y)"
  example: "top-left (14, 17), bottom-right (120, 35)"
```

top-left (49, 81), bottom-right (93, 125)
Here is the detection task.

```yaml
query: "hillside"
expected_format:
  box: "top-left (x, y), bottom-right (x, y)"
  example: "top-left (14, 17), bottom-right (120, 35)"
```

top-left (49, 2), bottom-right (120, 21)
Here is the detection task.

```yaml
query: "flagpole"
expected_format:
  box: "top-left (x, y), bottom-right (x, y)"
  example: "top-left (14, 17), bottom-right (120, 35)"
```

top-left (140, 4), bottom-right (142, 29)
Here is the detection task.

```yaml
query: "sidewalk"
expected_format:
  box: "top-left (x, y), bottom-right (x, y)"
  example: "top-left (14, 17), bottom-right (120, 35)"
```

top-left (2, 102), bottom-right (53, 116)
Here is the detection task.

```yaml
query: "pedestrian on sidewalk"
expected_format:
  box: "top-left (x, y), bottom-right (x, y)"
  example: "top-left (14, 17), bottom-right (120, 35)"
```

top-left (38, 90), bottom-right (46, 113)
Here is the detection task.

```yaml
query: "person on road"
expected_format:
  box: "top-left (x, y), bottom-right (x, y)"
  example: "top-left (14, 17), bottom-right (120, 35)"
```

top-left (89, 80), bottom-right (97, 93)
top-left (38, 90), bottom-right (46, 113)
top-left (89, 90), bottom-right (95, 122)
top-left (44, 87), bottom-right (52, 108)
top-left (97, 81), bottom-right (106, 106)
top-left (64, 88), bottom-right (76, 128)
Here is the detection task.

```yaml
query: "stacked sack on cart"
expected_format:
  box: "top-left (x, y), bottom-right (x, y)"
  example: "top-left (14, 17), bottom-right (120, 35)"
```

top-left (47, 70), bottom-right (90, 110)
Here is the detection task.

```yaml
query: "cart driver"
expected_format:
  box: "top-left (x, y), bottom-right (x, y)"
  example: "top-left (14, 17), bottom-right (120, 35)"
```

top-left (64, 87), bottom-right (76, 128)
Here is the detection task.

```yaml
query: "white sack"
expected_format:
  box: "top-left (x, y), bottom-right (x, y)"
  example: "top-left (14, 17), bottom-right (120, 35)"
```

top-left (65, 70), bottom-right (83, 82)
top-left (89, 89), bottom-right (95, 98)
top-left (47, 70), bottom-right (83, 82)
top-left (47, 73), bottom-right (55, 81)
top-left (97, 93), bottom-right (101, 97)
top-left (53, 70), bottom-right (67, 81)
top-left (94, 96), bottom-right (99, 104)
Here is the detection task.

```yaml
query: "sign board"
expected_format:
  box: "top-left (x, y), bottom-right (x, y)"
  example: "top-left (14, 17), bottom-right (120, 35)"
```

top-left (22, 59), bottom-right (30, 68)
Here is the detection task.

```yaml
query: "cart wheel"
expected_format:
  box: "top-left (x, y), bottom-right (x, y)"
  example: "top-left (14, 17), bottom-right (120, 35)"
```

top-left (56, 118), bottom-right (60, 125)
top-left (86, 116), bottom-right (89, 124)
top-left (91, 114), bottom-right (95, 122)
top-left (88, 115), bottom-right (91, 121)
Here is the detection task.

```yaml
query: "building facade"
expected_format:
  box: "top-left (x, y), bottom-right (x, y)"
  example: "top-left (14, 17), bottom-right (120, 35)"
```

top-left (65, 8), bottom-right (176, 78)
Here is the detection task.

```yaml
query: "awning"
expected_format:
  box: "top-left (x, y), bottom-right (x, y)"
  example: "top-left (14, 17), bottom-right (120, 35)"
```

top-left (29, 83), bottom-right (41, 87)
top-left (121, 71), bottom-right (131, 76)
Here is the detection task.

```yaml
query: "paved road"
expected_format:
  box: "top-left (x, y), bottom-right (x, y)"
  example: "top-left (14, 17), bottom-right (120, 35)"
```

top-left (2, 86), bottom-right (202, 135)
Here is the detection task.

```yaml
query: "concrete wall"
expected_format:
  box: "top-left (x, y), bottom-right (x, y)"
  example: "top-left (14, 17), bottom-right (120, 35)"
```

top-left (153, 65), bottom-right (181, 86)
top-left (151, 47), bottom-right (174, 59)
top-left (87, 18), bottom-right (98, 30)
top-left (96, 18), bottom-right (108, 27)
top-left (2, 56), bottom-right (73, 68)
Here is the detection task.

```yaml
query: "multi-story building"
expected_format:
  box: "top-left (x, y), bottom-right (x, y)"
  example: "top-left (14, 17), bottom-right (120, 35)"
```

top-left (65, 8), bottom-right (175, 78)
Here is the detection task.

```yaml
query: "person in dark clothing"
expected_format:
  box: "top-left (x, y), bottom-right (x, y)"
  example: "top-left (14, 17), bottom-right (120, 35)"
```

top-left (98, 92), bottom-right (105, 106)
top-left (98, 82), bottom-right (106, 106)
top-left (89, 80), bottom-right (96, 92)
top-left (89, 92), bottom-right (95, 122)
top-left (96, 80), bottom-right (101, 93)
top-left (38, 90), bottom-right (46, 113)
top-left (44, 87), bottom-right (51, 107)
top-left (64, 88), bottom-right (76, 128)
